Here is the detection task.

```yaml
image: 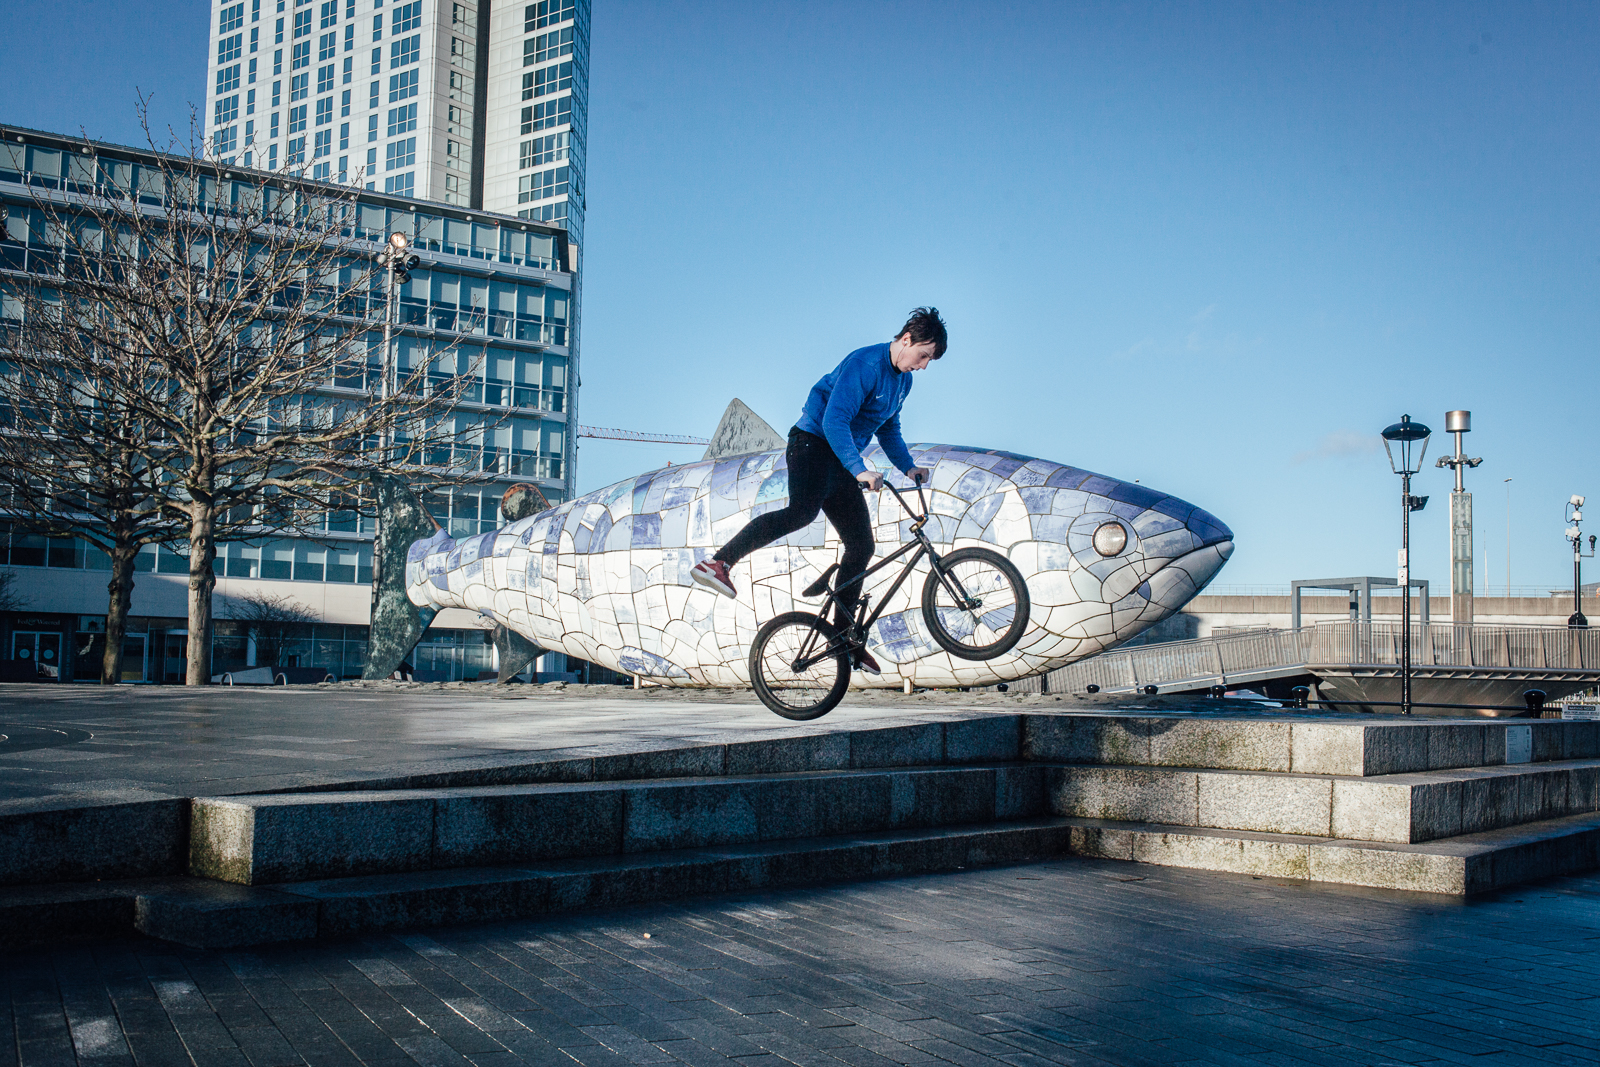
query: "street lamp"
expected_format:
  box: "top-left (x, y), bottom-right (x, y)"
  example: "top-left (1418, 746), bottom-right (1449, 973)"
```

top-left (1381, 414), bottom-right (1431, 715)
top-left (374, 232), bottom-right (421, 461)
top-left (1564, 495), bottom-right (1595, 628)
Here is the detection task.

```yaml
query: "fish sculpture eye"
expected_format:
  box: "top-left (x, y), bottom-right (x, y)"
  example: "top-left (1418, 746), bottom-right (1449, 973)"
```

top-left (1092, 521), bottom-right (1129, 557)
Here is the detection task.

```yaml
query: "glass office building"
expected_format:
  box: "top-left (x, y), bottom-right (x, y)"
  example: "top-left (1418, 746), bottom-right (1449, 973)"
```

top-left (202, 0), bottom-right (587, 246)
top-left (0, 124), bottom-right (579, 682)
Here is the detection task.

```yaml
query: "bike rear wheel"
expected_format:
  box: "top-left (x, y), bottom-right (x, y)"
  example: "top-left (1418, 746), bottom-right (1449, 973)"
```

top-left (750, 611), bottom-right (851, 720)
top-left (922, 547), bottom-right (1031, 660)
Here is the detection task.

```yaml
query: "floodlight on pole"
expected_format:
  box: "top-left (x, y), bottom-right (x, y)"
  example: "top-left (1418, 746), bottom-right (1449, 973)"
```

top-left (1565, 494), bottom-right (1594, 628)
top-left (1381, 414), bottom-right (1431, 715)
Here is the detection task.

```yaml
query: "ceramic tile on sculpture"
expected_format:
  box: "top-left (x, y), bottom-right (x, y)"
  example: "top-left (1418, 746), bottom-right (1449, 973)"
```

top-left (710, 460), bottom-right (741, 501)
top-left (638, 585), bottom-right (670, 628)
top-left (656, 504), bottom-right (689, 549)
top-left (709, 490), bottom-right (743, 523)
top-left (987, 492), bottom-right (1033, 545)
top-left (711, 513), bottom-right (748, 545)
top-left (682, 596), bottom-right (715, 634)
top-left (665, 618), bottom-right (703, 656)
top-left (686, 498), bottom-right (712, 545)
top-left (754, 470), bottom-right (788, 506)
top-left (774, 516), bottom-right (827, 549)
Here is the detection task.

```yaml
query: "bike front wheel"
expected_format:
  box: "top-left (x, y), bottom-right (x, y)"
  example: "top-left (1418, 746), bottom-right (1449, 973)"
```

top-left (922, 547), bottom-right (1031, 660)
top-left (750, 611), bottom-right (851, 720)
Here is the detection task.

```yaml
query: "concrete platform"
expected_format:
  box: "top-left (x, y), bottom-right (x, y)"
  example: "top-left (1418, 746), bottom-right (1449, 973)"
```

top-left (2, 683), bottom-right (1598, 949)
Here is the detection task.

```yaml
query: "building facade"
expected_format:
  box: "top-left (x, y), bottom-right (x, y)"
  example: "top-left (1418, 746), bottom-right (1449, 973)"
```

top-left (201, 0), bottom-right (588, 244)
top-left (0, 125), bottom-right (580, 682)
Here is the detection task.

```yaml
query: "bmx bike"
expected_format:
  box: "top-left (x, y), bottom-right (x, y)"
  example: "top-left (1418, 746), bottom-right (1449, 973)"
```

top-left (749, 479), bottom-right (1031, 720)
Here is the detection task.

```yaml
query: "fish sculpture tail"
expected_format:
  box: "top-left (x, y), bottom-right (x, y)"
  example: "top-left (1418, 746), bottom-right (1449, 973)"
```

top-left (362, 472), bottom-right (443, 680)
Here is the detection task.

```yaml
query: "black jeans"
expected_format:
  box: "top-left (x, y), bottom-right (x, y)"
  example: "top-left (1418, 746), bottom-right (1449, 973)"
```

top-left (714, 428), bottom-right (874, 628)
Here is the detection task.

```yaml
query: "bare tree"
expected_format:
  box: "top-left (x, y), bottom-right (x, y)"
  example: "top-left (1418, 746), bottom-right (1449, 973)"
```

top-left (223, 589), bottom-right (317, 669)
top-left (0, 571), bottom-right (27, 614)
top-left (0, 108), bottom-right (481, 684)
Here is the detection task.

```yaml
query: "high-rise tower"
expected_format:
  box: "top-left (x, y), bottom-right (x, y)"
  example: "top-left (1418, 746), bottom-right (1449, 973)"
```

top-left (202, 0), bottom-right (586, 243)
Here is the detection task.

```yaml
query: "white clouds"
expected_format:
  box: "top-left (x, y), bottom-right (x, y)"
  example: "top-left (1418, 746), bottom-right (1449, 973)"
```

top-left (1291, 429), bottom-right (1383, 465)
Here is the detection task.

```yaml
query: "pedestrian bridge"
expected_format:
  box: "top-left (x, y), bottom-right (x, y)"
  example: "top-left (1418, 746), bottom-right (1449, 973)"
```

top-left (1019, 621), bottom-right (1600, 713)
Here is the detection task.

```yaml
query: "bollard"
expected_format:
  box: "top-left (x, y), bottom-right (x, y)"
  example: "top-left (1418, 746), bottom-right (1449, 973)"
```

top-left (1142, 685), bottom-right (1159, 696)
top-left (1209, 684), bottom-right (1226, 699)
top-left (1523, 689), bottom-right (1547, 717)
top-left (1290, 685), bottom-right (1310, 710)
top-left (997, 683), bottom-right (1009, 693)
top-left (1086, 684), bottom-right (1101, 694)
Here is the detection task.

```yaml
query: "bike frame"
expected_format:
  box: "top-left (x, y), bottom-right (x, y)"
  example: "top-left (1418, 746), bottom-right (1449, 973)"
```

top-left (786, 481), bottom-right (981, 673)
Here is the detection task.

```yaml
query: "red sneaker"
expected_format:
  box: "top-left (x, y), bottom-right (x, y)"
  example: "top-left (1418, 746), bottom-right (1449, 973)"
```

top-left (853, 646), bottom-right (882, 676)
top-left (691, 558), bottom-right (737, 598)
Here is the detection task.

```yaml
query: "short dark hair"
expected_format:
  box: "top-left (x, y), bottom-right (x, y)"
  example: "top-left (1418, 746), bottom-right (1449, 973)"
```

top-left (896, 306), bottom-right (948, 358)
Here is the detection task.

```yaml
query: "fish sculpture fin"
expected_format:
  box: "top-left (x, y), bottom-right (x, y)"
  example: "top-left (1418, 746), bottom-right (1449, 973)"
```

top-left (702, 398), bottom-right (784, 461)
top-left (362, 472), bottom-right (443, 680)
top-left (500, 483), bottom-right (551, 522)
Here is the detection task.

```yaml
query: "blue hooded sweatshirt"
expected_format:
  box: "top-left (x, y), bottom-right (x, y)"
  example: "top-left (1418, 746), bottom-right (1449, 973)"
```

top-left (794, 342), bottom-right (916, 476)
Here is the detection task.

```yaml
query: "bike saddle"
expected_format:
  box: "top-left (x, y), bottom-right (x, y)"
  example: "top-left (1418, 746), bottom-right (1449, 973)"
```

top-left (801, 564), bottom-right (839, 599)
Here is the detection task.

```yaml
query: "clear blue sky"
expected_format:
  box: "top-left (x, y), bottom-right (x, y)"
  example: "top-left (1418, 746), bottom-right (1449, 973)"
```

top-left (4, 1), bottom-right (1598, 593)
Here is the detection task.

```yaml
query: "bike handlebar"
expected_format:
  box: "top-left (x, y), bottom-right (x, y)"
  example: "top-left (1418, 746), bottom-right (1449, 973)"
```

top-left (860, 475), bottom-right (929, 523)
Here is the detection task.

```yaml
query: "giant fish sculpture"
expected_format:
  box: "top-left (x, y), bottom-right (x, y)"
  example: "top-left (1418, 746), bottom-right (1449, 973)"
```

top-left (389, 435), bottom-right (1234, 690)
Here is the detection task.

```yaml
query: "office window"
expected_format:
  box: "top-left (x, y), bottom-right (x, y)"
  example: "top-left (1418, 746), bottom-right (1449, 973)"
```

top-left (246, 88), bottom-right (256, 114)
top-left (314, 130), bottom-right (332, 158)
top-left (217, 64), bottom-right (242, 93)
top-left (343, 56), bottom-right (353, 82)
top-left (338, 154), bottom-right (348, 179)
top-left (385, 137), bottom-right (416, 170)
top-left (518, 131), bottom-right (567, 169)
top-left (369, 81), bottom-right (380, 107)
top-left (344, 23), bottom-right (353, 50)
top-left (338, 121), bottom-right (349, 149)
top-left (270, 111), bottom-right (280, 137)
top-left (287, 136), bottom-right (307, 163)
top-left (250, 26), bottom-right (259, 52)
top-left (367, 147), bottom-right (377, 167)
top-left (221, 2), bottom-right (246, 32)
top-left (315, 97), bottom-right (333, 125)
top-left (289, 105), bottom-right (307, 133)
top-left (245, 118), bottom-right (256, 144)
top-left (340, 88), bottom-right (351, 115)
top-left (316, 64), bottom-right (334, 92)
top-left (272, 79), bottom-right (282, 105)
top-left (391, 34), bottom-right (420, 67)
top-left (517, 166), bottom-right (567, 204)
top-left (275, 16), bottom-right (284, 42)
top-left (371, 46), bottom-right (381, 73)
top-left (253, 0), bottom-right (261, 20)
top-left (318, 31), bottom-right (336, 61)
top-left (219, 33), bottom-right (244, 63)
top-left (372, 12), bottom-right (382, 39)
top-left (293, 9), bottom-right (312, 37)
top-left (345, 0), bottom-right (354, 16)
top-left (291, 72), bottom-right (309, 99)
top-left (273, 47), bottom-right (283, 74)
top-left (320, 0), bottom-right (338, 26)
top-left (292, 41), bottom-right (310, 68)
top-left (523, 26), bottom-right (574, 66)
top-left (213, 126), bottom-right (239, 154)
top-left (389, 68), bottom-right (418, 100)
top-left (524, 0), bottom-right (574, 32)
top-left (520, 96), bottom-right (570, 133)
top-left (268, 143), bottom-right (279, 169)
top-left (385, 172), bottom-right (415, 196)
top-left (521, 61), bottom-right (571, 100)
top-left (215, 94), bottom-right (241, 125)
top-left (394, 1), bottom-right (422, 32)
top-left (313, 161), bottom-right (330, 180)
top-left (367, 115), bottom-right (379, 141)
top-left (387, 102), bottom-right (417, 136)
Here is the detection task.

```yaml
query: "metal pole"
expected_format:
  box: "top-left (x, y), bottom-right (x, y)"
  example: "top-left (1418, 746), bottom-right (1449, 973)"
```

top-left (381, 262), bottom-right (397, 461)
top-left (1401, 469), bottom-right (1412, 714)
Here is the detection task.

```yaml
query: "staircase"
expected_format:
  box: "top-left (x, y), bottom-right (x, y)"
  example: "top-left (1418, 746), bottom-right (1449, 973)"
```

top-left (2, 712), bottom-right (1596, 950)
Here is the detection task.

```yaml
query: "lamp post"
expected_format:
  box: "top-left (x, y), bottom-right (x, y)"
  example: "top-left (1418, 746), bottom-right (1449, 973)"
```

top-left (1382, 414), bottom-right (1432, 715)
top-left (1564, 495), bottom-right (1595, 628)
top-left (374, 231), bottom-right (420, 457)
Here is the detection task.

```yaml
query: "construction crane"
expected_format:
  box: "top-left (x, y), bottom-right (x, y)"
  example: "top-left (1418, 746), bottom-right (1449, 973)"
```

top-left (576, 424), bottom-right (710, 447)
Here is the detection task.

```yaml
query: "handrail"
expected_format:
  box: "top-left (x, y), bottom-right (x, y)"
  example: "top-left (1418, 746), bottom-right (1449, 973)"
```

top-left (1045, 620), bottom-right (1600, 693)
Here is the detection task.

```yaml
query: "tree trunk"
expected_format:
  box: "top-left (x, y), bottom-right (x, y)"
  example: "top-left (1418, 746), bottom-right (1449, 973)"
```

top-left (186, 501), bottom-right (217, 685)
top-left (101, 542), bottom-right (139, 685)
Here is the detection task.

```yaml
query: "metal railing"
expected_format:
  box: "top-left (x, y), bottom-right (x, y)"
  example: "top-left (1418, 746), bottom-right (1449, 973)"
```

top-left (1041, 620), bottom-right (1600, 695)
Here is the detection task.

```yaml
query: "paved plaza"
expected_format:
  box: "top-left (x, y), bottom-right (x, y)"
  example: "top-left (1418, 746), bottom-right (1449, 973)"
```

top-left (0, 683), bottom-right (1254, 802)
top-left (4, 853), bottom-right (1597, 1067)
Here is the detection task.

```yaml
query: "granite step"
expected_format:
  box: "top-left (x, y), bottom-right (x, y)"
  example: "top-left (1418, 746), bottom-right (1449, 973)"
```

top-left (188, 763), bottom-right (1048, 885)
top-left (0, 818), bottom-right (1078, 950)
top-left (1023, 715), bottom-right (1600, 775)
top-left (1062, 810), bottom-right (1600, 895)
top-left (1043, 758), bottom-right (1600, 843)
